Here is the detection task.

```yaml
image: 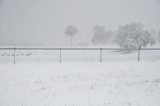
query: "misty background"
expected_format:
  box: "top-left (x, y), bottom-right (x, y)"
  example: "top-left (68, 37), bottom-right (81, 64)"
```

top-left (0, 0), bottom-right (160, 46)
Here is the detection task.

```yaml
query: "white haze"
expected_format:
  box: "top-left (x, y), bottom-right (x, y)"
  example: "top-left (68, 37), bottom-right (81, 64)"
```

top-left (0, 0), bottom-right (160, 46)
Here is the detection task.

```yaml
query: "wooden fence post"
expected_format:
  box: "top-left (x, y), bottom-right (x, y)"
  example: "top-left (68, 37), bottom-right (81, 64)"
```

top-left (59, 48), bottom-right (62, 63)
top-left (14, 48), bottom-right (16, 64)
top-left (100, 48), bottom-right (103, 63)
top-left (138, 45), bottom-right (141, 62)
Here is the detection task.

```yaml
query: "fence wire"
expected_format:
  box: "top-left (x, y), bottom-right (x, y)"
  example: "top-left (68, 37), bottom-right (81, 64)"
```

top-left (0, 48), bottom-right (160, 63)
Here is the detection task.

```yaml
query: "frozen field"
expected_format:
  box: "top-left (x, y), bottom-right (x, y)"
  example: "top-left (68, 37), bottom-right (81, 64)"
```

top-left (0, 50), bottom-right (160, 106)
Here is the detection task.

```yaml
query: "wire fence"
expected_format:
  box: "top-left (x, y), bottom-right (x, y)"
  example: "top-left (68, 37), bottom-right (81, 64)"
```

top-left (0, 47), bottom-right (160, 63)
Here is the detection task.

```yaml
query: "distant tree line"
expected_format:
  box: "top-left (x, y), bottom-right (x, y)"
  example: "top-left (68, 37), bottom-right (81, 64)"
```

top-left (65, 22), bottom-right (160, 49)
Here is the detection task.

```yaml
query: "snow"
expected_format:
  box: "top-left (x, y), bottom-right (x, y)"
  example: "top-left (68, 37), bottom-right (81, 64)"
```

top-left (0, 50), bottom-right (160, 106)
top-left (0, 62), bottom-right (160, 106)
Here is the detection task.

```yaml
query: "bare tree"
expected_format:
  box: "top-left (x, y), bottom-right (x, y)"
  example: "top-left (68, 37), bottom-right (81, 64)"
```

top-left (65, 25), bottom-right (78, 46)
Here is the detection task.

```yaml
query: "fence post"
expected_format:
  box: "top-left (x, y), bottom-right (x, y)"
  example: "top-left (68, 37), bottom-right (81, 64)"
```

top-left (14, 48), bottom-right (16, 64)
top-left (100, 48), bottom-right (103, 63)
top-left (59, 48), bottom-right (62, 63)
top-left (138, 45), bottom-right (141, 62)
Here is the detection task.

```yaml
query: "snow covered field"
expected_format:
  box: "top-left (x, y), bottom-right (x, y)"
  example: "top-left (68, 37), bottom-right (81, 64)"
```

top-left (0, 50), bottom-right (160, 106)
top-left (0, 49), bottom-right (160, 63)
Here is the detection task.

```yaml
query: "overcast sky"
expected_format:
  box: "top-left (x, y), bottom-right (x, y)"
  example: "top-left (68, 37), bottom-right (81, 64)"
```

top-left (0, 0), bottom-right (160, 46)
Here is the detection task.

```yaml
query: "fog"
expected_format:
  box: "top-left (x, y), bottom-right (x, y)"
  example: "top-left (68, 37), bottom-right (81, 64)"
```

top-left (0, 0), bottom-right (160, 46)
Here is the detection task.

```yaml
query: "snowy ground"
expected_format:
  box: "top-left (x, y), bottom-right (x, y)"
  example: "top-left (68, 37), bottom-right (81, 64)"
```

top-left (0, 49), bottom-right (160, 63)
top-left (0, 50), bottom-right (160, 106)
top-left (0, 62), bottom-right (160, 106)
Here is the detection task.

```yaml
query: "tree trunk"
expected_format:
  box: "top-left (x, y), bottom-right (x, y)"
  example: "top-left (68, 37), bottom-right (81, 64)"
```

top-left (70, 36), bottom-right (73, 47)
top-left (138, 45), bottom-right (141, 62)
